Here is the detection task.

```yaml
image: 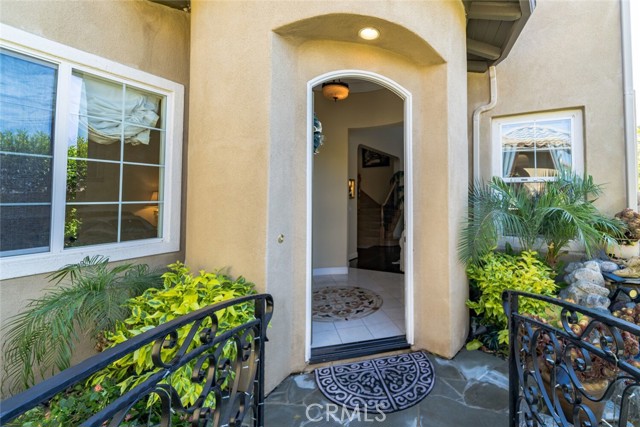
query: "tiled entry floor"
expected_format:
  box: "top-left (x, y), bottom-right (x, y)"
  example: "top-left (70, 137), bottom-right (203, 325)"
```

top-left (311, 268), bottom-right (405, 348)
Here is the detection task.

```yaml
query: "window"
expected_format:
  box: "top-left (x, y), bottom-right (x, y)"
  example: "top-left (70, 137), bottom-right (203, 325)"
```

top-left (0, 25), bottom-right (183, 279)
top-left (492, 109), bottom-right (584, 192)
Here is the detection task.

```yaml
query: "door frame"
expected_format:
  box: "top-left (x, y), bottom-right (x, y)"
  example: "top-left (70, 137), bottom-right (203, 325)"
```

top-left (305, 70), bottom-right (414, 361)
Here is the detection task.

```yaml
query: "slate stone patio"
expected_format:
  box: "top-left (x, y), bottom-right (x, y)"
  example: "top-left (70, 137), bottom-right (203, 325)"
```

top-left (264, 349), bottom-right (509, 426)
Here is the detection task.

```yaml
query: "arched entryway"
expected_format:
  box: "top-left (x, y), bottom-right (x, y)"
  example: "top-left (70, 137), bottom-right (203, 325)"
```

top-left (305, 70), bottom-right (414, 362)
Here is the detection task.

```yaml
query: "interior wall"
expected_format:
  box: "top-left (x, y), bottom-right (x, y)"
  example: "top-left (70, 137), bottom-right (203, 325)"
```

top-left (0, 1), bottom-right (190, 398)
top-left (348, 124), bottom-right (404, 257)
top-left (467, 0), bottom-right (626, 215)
top-left (313, 90), bottom-right (403, 270)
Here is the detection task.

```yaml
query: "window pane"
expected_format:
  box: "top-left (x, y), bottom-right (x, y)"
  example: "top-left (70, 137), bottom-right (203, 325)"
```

top-left (68, 116), bottom-right (120, 161)
top-left (65, 204), bottom-right (118, 247)
top-left (0, 205), bottom-right (51, 255)
top-left (122, 164), bottom-right (161, 202)
top-left (66, 160), bottom-right (120, 202)
top-left (501, 118), bottom-right (572, 180)
top-left (1, 153), bottom-right (52, 203)
top-left (124, 128), bottom-right (164, 164)
top-left (121, 204), bottom-right (159, 242)
top-left (0, 50), bottom-right (56, 257)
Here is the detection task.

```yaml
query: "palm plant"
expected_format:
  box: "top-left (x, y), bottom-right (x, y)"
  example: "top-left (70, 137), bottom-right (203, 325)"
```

top-left (1, 256), bottom-right (163, 393)
top-left (459, 170), bottom-right (625, 268)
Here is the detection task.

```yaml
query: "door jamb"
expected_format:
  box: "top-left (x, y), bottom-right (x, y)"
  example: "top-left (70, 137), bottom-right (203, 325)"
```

top-left (305, 70), bottom-right (414, 362)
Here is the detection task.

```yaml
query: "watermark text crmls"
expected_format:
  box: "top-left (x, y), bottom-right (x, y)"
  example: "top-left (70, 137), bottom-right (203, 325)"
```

top-left (305, 403), bottom-right (387, 423)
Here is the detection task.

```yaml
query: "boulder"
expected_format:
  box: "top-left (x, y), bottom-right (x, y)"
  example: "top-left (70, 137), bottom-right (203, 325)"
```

top-left (564, 262), bottom-right (584, 273)
top-left (585, 294), bottom-right (611, 310)
top-left (570, 268), bottom-right (605, 287)
top-left (598, 261), bottom-right (619, 273)
top-left (573, 280), bottom-right (610, 298)
top-left (583, 260), bottom-right (601, 272)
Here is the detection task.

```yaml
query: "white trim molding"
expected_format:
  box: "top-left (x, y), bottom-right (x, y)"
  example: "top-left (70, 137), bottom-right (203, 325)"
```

top-left (312, 267), bottom-right (349, 276)
top-left (305, 70), bottom-right (414, 362)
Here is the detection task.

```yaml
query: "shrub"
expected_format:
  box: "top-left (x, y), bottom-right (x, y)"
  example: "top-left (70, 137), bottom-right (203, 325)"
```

top-left (91, 262), bottom-right (257, 408)
top-left (466, 250), bottom-right (557, 351)
top-left (8, 262), bottom-right (258, 426)
top-left (1, 256), bottom-right (162, 394)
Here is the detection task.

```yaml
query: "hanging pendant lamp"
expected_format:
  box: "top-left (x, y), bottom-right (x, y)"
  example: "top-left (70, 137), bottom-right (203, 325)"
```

top-left (322, 81), bottom-right (349, 102)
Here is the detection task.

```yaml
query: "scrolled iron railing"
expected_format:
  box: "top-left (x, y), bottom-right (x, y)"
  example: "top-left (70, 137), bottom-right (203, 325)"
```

top-left (0, 293), bottom-right (273, 427)
top-left (503, 290), bottom-right (640, 427)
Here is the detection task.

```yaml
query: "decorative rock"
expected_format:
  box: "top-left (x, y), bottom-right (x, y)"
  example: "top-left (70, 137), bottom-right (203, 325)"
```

top-left (570, 268), bottom-right (605, 287)
top-left (573, 280), bottom-right (610, 298)
top-left (585, 294), bottom-right (611, 310)
top-left (583, 260), bottom-right (601, 272)
top-left (564, 262), bottom-right (584, 273)
top-left (564, 272), bottom-right (575, 284)
top-left (599, 261), bottom-right (620, 273)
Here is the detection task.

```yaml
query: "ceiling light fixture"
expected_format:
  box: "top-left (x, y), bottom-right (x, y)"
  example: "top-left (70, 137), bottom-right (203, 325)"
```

top-left (322, 81), bottom-right (350, 102)
top-left (359, 27), bottom-right (380, 40)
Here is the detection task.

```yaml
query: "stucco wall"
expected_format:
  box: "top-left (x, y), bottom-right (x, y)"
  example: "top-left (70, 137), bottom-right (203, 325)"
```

top-left (313, 89), bottom-right (403, 270)
top-left (0, 0), bottom-right (190, 397)
top-left (468, 0), bottom-right (626, 214)
top-left (187, 0), bottom-right (469, 393)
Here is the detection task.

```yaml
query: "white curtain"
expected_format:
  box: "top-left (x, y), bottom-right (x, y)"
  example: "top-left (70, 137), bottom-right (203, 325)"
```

top-left (502, 149), bottom-right (517, 178)
top-left (69, 75), bottom-right (160, 146)
top-left (549, 148), bottom-right (571, 172)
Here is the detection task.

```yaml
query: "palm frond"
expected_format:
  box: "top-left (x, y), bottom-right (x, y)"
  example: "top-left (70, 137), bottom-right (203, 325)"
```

top-left (1, 256), bottom-right (163, 394)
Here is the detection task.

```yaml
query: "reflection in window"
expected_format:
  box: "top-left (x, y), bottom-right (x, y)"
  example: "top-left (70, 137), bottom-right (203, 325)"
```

top-left (65, 71), bottom-right (165, 248)
top-left (0, 50), bottom-right (57, 256)
top-left (494, 111), bottom-right (583, 195)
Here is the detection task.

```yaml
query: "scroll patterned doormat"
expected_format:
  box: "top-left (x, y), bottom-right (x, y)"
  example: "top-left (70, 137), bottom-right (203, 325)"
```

top-left (315, 351), bottom-right (436, 413)
top-left (312, 286), bottom-right (383, 322)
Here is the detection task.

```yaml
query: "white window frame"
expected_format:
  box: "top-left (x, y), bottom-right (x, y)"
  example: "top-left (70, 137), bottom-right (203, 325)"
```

top-left (0, 24), bottom-right (184, 280)
top-left (491, 109), bottom-right (584, 182)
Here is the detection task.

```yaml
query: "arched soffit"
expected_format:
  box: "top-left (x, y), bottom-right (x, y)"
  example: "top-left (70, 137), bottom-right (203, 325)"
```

top-left (274, 14), bottom-right (444, 67)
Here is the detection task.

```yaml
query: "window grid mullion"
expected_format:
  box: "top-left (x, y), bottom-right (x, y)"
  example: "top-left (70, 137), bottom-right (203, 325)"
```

top-left (117, 83), bottom-right (126, 243)
top-left (50, 62), bottom-right (72, 254)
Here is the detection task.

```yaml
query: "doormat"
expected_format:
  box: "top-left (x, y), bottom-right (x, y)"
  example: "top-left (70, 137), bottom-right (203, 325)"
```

top-left (312, 286), bottom-right (383, 322)
top-left (315, 351), bottom-right (435, 413)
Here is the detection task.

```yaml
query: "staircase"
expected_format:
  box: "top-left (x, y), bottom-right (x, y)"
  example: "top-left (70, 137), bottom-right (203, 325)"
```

top-left (357, 190), bottom-right (402, 248)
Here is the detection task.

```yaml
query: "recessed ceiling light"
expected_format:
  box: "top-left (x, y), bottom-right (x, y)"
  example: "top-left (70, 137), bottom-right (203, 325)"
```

top-left (359, 27), bottom-right (380, 41)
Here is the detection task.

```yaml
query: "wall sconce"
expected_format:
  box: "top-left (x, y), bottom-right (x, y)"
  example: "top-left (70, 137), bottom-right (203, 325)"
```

top-left (348, 179), bottom-right (356, 199)
top-left (322, 81), bottom-right (349, 102)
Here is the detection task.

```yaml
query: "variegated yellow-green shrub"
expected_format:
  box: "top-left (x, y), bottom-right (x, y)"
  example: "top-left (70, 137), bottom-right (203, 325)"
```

top-left (90, 262), bottom-right (257, 408)
top-left (466, 250), bottom-right (557, 352)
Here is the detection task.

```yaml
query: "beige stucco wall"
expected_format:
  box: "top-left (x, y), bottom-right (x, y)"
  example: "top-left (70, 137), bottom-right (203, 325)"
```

top-left (186, 0), bottom-right (469, 392)
top-left (468, 0), bottom-right (626, 214)
top-left (313, 89), bottom-right (403, 270)
top-left (0, 0), bottom-right (190, 397)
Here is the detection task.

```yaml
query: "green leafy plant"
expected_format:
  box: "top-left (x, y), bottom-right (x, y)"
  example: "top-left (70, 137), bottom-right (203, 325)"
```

top-left (91, 262), bottom-right (258, 408)
top-left (466, 250), bottom-right (558, 351)
top-left (1, 256), bottom-right (163, 394)
top-left (459, 170), bottom-right (624, 268)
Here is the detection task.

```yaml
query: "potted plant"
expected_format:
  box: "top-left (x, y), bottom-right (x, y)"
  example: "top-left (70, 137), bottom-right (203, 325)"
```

top-left (607, 208), bottom-right (640, 259)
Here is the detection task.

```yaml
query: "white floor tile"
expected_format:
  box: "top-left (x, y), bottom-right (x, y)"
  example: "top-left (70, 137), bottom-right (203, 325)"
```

top-left (312, 321), bottom-right (337, 333)
top-left (367, 322), bottom-right (403, 339)
top-left (336, 326), bottom-right (374, 343)
top-left (312, 330), bottom-right (342, 347)
top-left (311, 268), bottom-right (406, 348)
top-left (333, 318), bottom-right (364, 329)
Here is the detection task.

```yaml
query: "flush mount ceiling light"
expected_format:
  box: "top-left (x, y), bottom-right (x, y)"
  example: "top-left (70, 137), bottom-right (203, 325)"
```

top-left (322, 81), bottom-right (349, 102)
top-left (358, 27), bottom-right (380, 40)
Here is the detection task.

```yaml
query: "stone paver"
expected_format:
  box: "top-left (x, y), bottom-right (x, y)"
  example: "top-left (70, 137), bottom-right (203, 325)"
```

top-left (264, 349), bottom-right (509, 426)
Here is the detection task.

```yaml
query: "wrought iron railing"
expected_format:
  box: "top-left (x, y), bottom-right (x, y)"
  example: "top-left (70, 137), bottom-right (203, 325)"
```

top-left (0, 293), bottom-right (273, 427)
top-left (504, 290), bottom-right (640, 427)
